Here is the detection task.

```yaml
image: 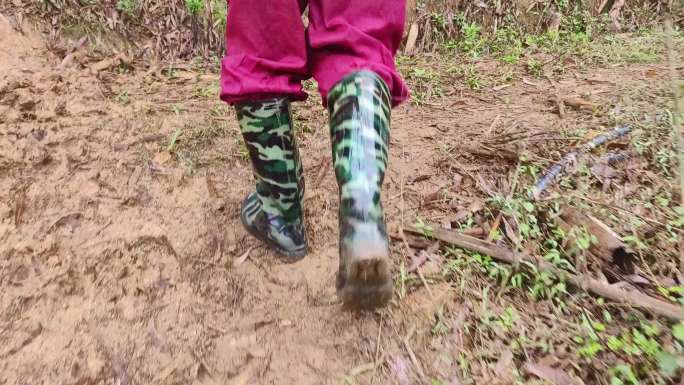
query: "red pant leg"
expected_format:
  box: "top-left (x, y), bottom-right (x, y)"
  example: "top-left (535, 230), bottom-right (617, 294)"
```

top-left (307, 0), bottom-right (410, 107)
top-left (220, 0), bottom-right (309, 104)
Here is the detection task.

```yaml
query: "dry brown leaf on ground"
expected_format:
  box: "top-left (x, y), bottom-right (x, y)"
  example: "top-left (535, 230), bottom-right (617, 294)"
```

top-left (153, 150), bottom-right (173, 166)
top-left (492, 349), bottom-right (515, 383)
top-left (590, 162), bottom-right (616, 181)
top-left (233, 247), bottom-right (253, 267)
top-left (389, 355), bottom-right (411, 385)
top-left (563, 97), bottom-right (596, 112)
top-left (89, 53), bottom-right (125, 73)
top-left (524, 361), bottom-right (580, 385)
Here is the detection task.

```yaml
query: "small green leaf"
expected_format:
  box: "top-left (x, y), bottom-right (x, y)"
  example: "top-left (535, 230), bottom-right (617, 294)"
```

top-left (607, 336), bottom-right (624, 351)
top-left (592, 321), bottom-right (606, 332)
top-left (578, 341), bottom-right (603, 358)
top-left (656, 351), bottom-right (680, 377)
top-left (641, 322), bottom-right (659, 337)
top-left (673, 322), bottom-right (684, 342)
top-left (669, 286), bottom-right (684, 294)
top-left (577, 238), bottom-right (590, 250)
top-left (522, 201), bottom-right (535, 212)
top-left (603, 310), bottom-right (612, 322)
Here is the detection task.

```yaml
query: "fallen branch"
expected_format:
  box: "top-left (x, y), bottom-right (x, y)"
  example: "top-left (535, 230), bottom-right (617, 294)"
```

top-left (405, 224), bottom-right (684, 321)
top-left (558, 206), bottom-right (635, 274)
top-left (531, 125), bottom-right (633, 200)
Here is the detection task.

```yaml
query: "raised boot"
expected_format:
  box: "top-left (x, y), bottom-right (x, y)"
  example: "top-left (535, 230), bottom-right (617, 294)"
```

top-left (236, 98), bottom-right (307, 261)
top-left (328, 71), bottom-right (393, 309)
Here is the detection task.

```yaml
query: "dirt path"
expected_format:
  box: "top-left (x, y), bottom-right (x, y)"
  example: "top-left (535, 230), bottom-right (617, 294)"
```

top-left (1, 15), bottom-right (675, 385)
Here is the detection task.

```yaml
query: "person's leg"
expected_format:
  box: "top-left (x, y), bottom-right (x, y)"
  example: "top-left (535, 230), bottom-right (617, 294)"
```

top-left (220, 0), bottom-right (309, 103)
top-left (307, 0), bottom-right (409, 107)
top-left (221, 1), bottom-right (309, 260)
top-left (308, 1), bottom-right (408, 308)
top-left (236, 99), bottom-right (307, 260)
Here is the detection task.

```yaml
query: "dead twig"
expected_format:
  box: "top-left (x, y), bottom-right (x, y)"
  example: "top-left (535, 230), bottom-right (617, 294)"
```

top-left (571, 194), bottom-right (679, 232)
top-left (13, 184), bottom-right (28, 227)
top-left (405, 224), bottom-right (684, 321)
top-left (402, 325), bottom-right (427, 382)
top-left (312, 156), bottom-right (332, 190)
top-left (531, 125), bottom-right (633, 200)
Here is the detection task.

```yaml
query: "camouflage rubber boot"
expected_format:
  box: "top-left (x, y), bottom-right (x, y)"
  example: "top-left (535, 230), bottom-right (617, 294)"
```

top-left (328, 71), bottom-right (393, 309)
top-left (236, 98), bottom-right (307, 261)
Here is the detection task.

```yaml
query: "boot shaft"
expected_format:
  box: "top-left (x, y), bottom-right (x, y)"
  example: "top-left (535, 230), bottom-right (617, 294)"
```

top-left (235, 99), bottom-right (305, 223)
top-left (328, 71), bottom-right (391, 221)
top-left (328, 72), bottom-right (394, 309)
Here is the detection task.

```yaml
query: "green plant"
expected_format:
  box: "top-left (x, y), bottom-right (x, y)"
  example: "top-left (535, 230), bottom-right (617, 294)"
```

top-left (167, 129), bottom-right (182, 152)
top-left (212, 0), bottom-right (227, 28)
top-left (463, 65), bottom-right (481, 90)
top-left (185, 0), bottom-right (204, 15)
top-left (115, 90), bottom-right (130, 105)
top-left (493, 28), bottom-right (523, 64)
top-left (609, 364), bottom-right (639, 385)
top-left (116, 0), bottom-right (137, 16)
top-left (192, 85), bottom-right (217, 98)
top-left (460, 21), bottom-right (484, 57)
top-left (526, 58), bottom-right (543, 77)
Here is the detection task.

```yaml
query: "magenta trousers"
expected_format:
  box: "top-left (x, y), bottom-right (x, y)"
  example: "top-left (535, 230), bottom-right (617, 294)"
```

top-left (219, 0), bottom-right (409, 107)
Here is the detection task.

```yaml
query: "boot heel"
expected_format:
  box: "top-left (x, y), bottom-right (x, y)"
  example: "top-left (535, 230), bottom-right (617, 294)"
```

top-left (338, 257), bottom-right (393, 309)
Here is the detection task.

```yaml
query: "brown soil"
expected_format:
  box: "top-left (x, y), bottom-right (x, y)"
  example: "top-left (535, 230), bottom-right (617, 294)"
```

top-left (0, 14), bottom-right (677, 385)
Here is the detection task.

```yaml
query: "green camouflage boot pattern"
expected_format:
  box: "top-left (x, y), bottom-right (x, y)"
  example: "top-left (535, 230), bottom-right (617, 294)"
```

top-left (328, 71), bottom-right (393, 309)
top-left (236, 98), bottom-right (307, 261)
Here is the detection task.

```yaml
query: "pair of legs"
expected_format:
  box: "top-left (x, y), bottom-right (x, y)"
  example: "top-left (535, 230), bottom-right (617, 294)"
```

top-left (220, 0), bottom-right (409, 106)
top-left (220, 0), bottom-right (408, 309)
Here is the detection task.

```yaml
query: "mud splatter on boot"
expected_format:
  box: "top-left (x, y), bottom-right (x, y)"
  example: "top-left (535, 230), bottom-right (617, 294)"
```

top-left (236, 98), bottom-right (307, 260)
top-left (328, 71), bottom-right (393, 309)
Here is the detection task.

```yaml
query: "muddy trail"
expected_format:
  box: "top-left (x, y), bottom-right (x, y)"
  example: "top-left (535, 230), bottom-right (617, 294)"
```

top-left (1, 14), bottom-right (682, 385)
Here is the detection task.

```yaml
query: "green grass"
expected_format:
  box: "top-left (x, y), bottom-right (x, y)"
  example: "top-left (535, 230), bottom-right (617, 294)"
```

top-left (395, 65), bottom-right (684, 382)
top-left (397, 24), bottom-right (680, 106)
top-left (164, 119), bottom-right (235, 174)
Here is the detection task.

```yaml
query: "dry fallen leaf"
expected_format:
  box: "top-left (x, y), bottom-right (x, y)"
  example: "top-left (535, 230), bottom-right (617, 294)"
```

top-left (563, 97), bottom-right (596, 112)
top-left (524, 362), bottom-right (578, 385)
top-left (390, 355), bottom-right (410, 385)
top-left (452, 173), bottom-right (463, 192)
top-left (153, 151), bottom-right (172, 165)
top-left (232, 247), bottom-right (253, 267)
top-left (493, 349), bottom-right (514, 379)
top-left (590, 163), bottom-right (616, 180)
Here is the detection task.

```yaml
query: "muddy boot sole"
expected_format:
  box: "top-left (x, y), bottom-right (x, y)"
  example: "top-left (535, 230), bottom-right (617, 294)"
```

top-left (337, 256), bottom-right (393, 310)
